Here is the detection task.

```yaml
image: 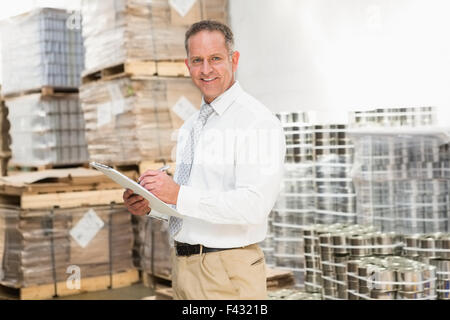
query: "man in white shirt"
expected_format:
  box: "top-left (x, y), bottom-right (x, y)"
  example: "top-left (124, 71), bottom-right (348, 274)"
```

top-left (123, 20), bottom-right (286, 299)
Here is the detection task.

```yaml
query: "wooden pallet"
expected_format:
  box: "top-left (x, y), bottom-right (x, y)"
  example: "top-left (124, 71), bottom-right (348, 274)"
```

top-left (82, 60), bottom-right (190, 85)
top-left (2, 86), bottom-right (79, 100)
top-left (142, 271), bottom-right (172, 289)
top-left (0, 167), bottom-right (138, 209)
top-left (0, 269), bottom-right (139, 300)
top-left (7, 163), bottom-right (89, 175)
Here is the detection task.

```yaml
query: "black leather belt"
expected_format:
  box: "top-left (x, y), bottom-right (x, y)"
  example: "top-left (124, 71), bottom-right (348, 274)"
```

top-left (175, 241), bottom-right (234, 257)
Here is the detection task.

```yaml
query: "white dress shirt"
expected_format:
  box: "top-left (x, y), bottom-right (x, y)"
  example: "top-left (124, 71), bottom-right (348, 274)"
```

top-left (173, 81), bottom-right (286, 248)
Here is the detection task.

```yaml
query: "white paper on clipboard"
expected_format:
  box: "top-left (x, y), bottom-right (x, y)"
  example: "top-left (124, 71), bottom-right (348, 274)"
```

top-left (90, 162), bottom-right (182, 221)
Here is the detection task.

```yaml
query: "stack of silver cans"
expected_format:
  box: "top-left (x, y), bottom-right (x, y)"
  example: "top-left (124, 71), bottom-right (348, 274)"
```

top-left (303, 224), bottom-right (403, 299)
top-left (276, 112), bottom-right (314, 164)
top-left (348, 256), bottom-right (437, 300)
top-left (349, 107), bottom-right (437, 128)
top-left (272, 112), bottom-right (316, 288)
top-left (313, 125), bottom-right (357, 224)
top-left (351, 132), bottom-right (450, 234)
top-left (259, 213), bottom-right (275, 268)
top-left (271, 162), bottom-right (315, 288)
top-left (403, 233), bottom-right (450, 299)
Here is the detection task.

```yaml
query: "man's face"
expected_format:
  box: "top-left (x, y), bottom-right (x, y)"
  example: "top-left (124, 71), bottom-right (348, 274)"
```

top-left (185, 30), bottom-right (240, 104)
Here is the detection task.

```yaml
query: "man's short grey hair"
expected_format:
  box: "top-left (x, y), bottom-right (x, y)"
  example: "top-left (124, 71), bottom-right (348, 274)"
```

top-left (185, 20), bottom-right (234, 56)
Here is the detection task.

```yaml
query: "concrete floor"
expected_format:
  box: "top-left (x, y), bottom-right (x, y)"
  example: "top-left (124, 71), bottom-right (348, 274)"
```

top-left (54, 283), bottom-right (155, 300)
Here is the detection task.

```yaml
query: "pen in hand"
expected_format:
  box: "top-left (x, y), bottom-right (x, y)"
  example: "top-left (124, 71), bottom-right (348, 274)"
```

top-left (137, 165), bottom-right (170, 185)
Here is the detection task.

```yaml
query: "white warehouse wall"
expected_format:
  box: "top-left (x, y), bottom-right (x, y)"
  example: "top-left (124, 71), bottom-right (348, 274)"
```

top-left (229, 0), bottom-right (450, 126)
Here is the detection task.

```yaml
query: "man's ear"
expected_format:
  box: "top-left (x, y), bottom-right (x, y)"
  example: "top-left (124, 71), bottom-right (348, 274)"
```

top-left (231, 51), bottom-right (240, 73)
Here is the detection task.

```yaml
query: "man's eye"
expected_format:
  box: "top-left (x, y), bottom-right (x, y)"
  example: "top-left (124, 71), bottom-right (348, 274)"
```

top-left (212, 56), bottom-right (221, 61)
top-left (192, 58), bottom-right (202, 63)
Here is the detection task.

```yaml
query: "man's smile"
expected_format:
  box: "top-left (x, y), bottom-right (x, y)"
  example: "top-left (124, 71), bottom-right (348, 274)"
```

top-left (201, 77), bottom-right (219, 83)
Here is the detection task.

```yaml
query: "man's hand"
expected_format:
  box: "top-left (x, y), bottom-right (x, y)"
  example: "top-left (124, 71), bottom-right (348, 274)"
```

top-left (139, 169), bottom-right (180, 205)
top-left (123, 189), bottom-right (150, 216)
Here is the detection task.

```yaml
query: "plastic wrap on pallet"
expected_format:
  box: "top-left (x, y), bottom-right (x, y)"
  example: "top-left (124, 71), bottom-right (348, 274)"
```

top-left (313, 124), bottom-right (357, 225)
top-left (349, 128), bottom-right (450, 234)
top-left (6, 94), bottom-right (88, 167)
top-left (1, 8), bottom-right (84, 95)
top-left (403, 233), bottom-right (450, 300)
top-left (81, 0), bottom-right (228, 72)
top-left (271, 112), bottom-right (316, 288)
top-left (0, 204), bottom-right (134, 288)
top-left (79, 76), bottom-right (201, 164)
top-left (259, 213), bottom-right (275, 267)
top-left (132, 215), bottom-right (172, 278)
top-left (349, 107), bottom-right (437, 129)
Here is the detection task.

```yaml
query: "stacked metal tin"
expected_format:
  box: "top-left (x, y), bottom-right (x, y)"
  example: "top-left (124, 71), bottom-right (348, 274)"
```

top-left (302, 224), bottom-right (403, 299)
top-left (349, 107), bottom-right (437, 128)
top-left (272, 162), bottom-right (315, 288)
top-left (273, 112), bottom-right (316, 288)
top-left (259, 213), bottom-right (275, 268)
top-left (403, 233), bottom-right (450, 299)
top-left (348, 256), bottom-right (437, 300)
top-left (276, 112), bottom-right (314, 164)
top-left (313, 125), bottom-right (357, 224)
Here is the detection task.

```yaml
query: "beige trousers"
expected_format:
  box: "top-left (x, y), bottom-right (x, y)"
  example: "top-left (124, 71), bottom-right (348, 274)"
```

top-left (171, 243), bottom-right (267, 300)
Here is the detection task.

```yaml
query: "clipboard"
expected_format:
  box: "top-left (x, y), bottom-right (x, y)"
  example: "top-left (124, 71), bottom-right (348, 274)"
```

top-left (90, 162), bottom-right (182, 221)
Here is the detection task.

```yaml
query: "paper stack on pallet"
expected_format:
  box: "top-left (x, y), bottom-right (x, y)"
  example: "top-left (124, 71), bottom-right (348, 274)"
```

top-left (1, 8), bottom-right (84, 96)
top-left (80, 76), bottom-right (201, 164)
top-left (0, 168), bottom-right (137, 297)
top-left (132, 216), bottom-right (172, 279)
top-left (7, 94), bottom-right (88, 167)
top-left (81, 0), bottom-right (228, 73)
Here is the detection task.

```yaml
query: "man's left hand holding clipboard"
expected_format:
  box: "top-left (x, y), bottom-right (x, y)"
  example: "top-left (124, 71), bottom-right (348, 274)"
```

top-left (122, 165), bottom-right (181, 216)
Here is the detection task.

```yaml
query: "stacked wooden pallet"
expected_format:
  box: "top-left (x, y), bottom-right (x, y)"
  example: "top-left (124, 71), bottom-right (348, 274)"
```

top-left (80, 75), bottom-right (201, 164)
top-left (80, 0), bottom-right (229, 166)
top-left (0, 168), bottom-right (140, 300)
top-left (81, 0), bottom-right (229, 74)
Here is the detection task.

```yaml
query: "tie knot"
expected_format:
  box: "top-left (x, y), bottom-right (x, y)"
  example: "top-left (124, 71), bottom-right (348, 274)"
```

top-left (198, 104), bottom-right (215, 125)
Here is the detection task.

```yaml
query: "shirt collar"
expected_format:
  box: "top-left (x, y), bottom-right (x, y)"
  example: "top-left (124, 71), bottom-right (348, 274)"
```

top-left (201, 81), bottom-right (243, 116)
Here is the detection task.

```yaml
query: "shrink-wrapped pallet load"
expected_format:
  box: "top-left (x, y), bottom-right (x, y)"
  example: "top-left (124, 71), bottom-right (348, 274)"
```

top-left (1, 8), bottom-right (84, 96)
top-left (6, 94), bottom-right (88, 167)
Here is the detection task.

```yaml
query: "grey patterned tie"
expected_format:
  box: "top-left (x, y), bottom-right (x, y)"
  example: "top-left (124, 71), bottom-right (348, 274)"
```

top-left (169, 103), bottom-right (215, 236)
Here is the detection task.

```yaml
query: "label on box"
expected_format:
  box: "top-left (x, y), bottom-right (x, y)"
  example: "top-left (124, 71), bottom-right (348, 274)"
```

top-left (172, 96), bottom-right (197, 121)
top-left (169, 0), bottom-right (197, 17)
top-left (108, 84), bottom-right (125, 116)
top-left (70, 209), bottom-right (105, 248)
top-left (97, 102), bottom-right (112, 127)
